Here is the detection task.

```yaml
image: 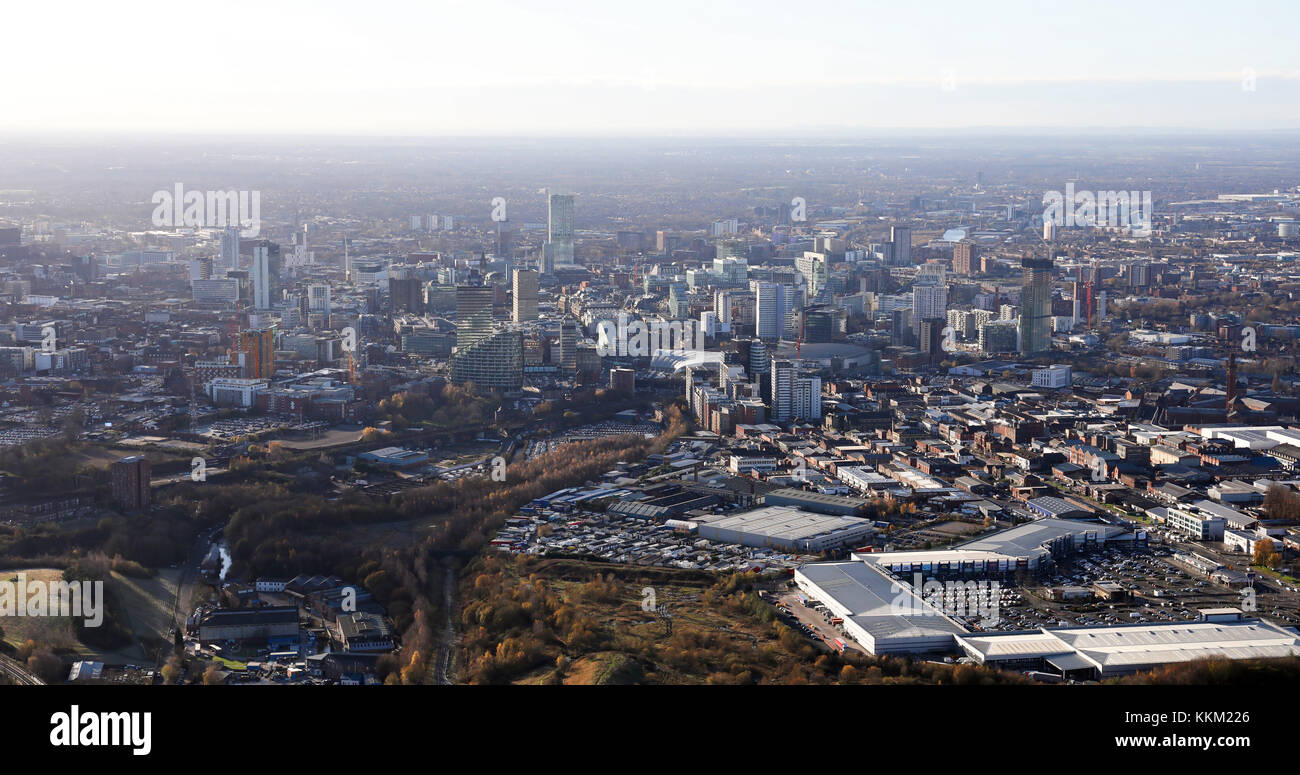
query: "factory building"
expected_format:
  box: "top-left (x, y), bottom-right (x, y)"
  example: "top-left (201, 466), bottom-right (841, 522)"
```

top-left (762, 488), bottom-right (869, 516)
top-left (695, 506), bottom-right (874, 553)
top-left (197, 606), bottom-right (300, 643)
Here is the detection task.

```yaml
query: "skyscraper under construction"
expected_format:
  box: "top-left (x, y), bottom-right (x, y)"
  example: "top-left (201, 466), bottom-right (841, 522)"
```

top-left (1019, 255), bottom-right (1055, 355)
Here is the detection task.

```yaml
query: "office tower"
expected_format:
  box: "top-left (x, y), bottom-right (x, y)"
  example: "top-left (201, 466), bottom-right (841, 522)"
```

top-left (451, 329), bottom-right (523, 390)
top-left (455, 286), bottom-right (495, 349)
top-left (110, 456), bottom-right (151, 512)
top-left (189, 257), bottom-right (212, 281)
top-left (251, 242), bottom-right (280, 309)
top-left (221, 226), bottom-right (240, 270)
top-left (803, 307), bottom-right (837, 343)
top-left (237, 328), bottom-right (276, 379)
top-left (192, 278), bottom-right (241, 303)
top-left (913, 283), bottom-right (948, 336)
top-left (558, 318), bottom-right (578, 371)
top-left (891, 307), bottom-right (913, 347)
top-left (953, 240), bottom-right (978, 276)
top-left (755, 282), bottom-right (794, 341)
top-left (1043, 218), bottom-right (1057, 241)
top-left (545, 192), bottom-right (574, 274)
top-left (513, 269), bottom-right (539, 322)
top-left (389, 274), bottom-right (423, 313)
top-left (890, 225), bottom-right (911, 265)
top-left (1019, 256), bottom-right (1054, 354)
top-left (796, 251), bottom-right (828, 296)
top-left (307, 283), bottom-right (331, 314)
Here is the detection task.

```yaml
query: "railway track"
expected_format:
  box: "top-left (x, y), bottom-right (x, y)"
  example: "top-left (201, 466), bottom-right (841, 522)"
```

top-left (0, 654), bottom-right (45, 685)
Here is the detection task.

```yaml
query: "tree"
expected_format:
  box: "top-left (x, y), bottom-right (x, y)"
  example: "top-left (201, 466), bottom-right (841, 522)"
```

top-left (1263, 483), bottom-right (1300, 522)
top-left (27, 649), bottom-right (64, 683)
top-left (161, 655), bottom-right (184, 685)
top-left (1253, 542), bottom-right (1282, 570)
top-left (202, 664), bottom-right (224, 685)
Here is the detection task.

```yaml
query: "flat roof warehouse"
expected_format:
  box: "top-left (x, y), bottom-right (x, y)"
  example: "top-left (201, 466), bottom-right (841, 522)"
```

top-left (695, 505), bottom-right (875, 553)
top-left (794, 519), bottom-right (1300, 677)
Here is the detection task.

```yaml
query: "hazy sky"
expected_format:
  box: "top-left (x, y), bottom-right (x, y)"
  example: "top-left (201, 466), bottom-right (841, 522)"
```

top-left (5, 0), bottom-right (1298, 134)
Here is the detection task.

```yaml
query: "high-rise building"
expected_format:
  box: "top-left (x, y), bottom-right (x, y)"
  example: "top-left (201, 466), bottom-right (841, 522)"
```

top-left (952, 240), bottom-right (978, 275)
top-left (389, 275), bottom-right (423, 313)
top-left (770, 359), bottom-right (820, 422)
top-left (251, 242), bottom-right (280, 309)
top-left (919, 317), bottom-right (946, 362)
top-left (252, 245), bottom-right (271, 309)
top-left (890, 225), bottom-right (912, 265)
top-left (451, 329), bottom-right (523, 391)
top-left (558, 318), bottom-right (578, 372)
top-left (1019, 256), bottom-right (1054, 354)
top-left (796, 251), bottom-right (828, 296)
top-left (891, 308), bottom-right (913, 347)
top-left (545, 193), bottom-right (574, 274)
top-left (979, 320), bottom-right (1018, 353)
top-left (755, 282), bottom-right (795, 341)
top-left (237, 328), bottom-right (276, 379)
top-left (512, 269), bottom-right (539, 323)
top-left (221, 226), bottom-right (240, 270)
top-left (913, 283), bottom-right (948, 336)
top-left (307, 283), bottom-right (331, 314)
top-left (111, 455), bottom-right (151, 512)
top-left (189, 257), bottom-right (213, 281)
top-left (455, 286), bottom-right (495, 349)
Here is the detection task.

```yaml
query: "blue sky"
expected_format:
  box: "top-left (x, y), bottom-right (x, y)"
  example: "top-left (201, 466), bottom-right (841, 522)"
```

top-left (4, 0), bottom-right (1298, 133)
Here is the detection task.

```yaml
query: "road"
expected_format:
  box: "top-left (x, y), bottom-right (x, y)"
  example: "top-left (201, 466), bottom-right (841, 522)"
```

top-left (0, 653), bottom-right (45, 685)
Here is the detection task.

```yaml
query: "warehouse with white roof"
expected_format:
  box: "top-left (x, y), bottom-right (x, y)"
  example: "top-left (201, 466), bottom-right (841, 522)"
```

top-left (955, 609), bottom-right (1300, 679)
top-left (794, 561), bottom-right (968, 654)
top-left (696, 505), bottom-right (874, 552)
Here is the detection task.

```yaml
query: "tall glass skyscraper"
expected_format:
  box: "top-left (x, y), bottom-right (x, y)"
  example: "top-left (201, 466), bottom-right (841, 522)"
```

top-left (545, 193), bottom-right (574, 274)
top-left (1019, 256), bottom-right (1055, 354)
